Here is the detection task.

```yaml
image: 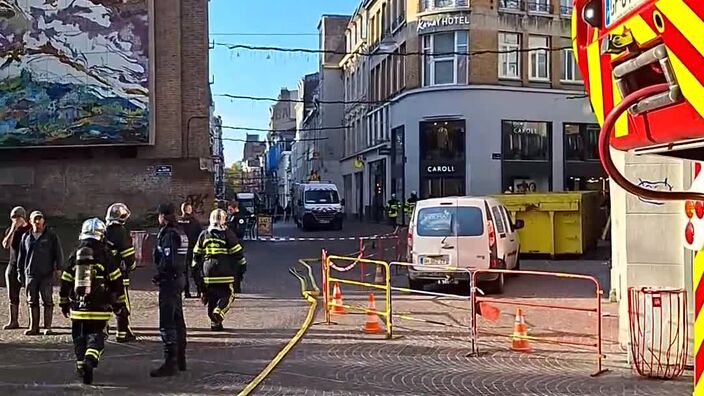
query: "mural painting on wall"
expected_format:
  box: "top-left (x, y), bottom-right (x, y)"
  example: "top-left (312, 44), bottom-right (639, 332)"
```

top-left (0, 0), bottom-right (149, 148)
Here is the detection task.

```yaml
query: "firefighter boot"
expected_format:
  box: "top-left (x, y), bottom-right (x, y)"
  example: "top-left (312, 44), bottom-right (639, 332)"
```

top-left (24, 306), bottom-right (40, 336)
top-left (3, 304), bottom-right (19, 329)
top-left (43, 306), bottom-right (54, 335)
top-left (150, 350), bottom-right (178, 377)
top-left (82, 359), bottom-right (95, 385)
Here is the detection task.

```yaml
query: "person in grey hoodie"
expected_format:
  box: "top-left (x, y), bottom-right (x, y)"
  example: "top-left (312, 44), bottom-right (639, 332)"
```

top-left (16, 210), bottom-right (64, 336)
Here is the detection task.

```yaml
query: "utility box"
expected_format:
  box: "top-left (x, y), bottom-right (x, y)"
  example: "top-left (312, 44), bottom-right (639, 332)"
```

top-left (492, 192), bottom-right (603, 257)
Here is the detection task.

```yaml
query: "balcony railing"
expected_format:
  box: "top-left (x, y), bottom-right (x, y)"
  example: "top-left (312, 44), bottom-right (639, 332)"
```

top-left (418, 0), bottom-right (469, 13)
top-left (498, 0), bottom-right (554, 14)
top-left (527, 1), bottom-right (553, 13)
top-left (498, 0), bottom-right (525, 11)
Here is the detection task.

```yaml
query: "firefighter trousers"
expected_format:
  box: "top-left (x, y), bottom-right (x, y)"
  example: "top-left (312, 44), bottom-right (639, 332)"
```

top-left (72, 320), bottom-right (107, 369)
top-left (115, 279), bottom-right (134, 340)
top-left (206, 283), bottom-right (236, 324)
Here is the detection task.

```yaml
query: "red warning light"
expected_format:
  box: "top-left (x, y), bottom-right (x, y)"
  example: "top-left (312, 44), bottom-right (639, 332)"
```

top-left (686, 221), bottom-right (695, 245)
top-left (697, 201), bottom-right (704, 219)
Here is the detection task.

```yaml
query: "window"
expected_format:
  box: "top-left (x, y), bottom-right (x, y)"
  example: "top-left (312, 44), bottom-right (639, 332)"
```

top-left (528, 0), bottom-right (551, 13)
top-left (416, 207), bottom-right (484, 237)
top-left (528, 35), bottom-right (550, 81)
top-left (498, 0), bottom-right (522, 10)
top-left (491, 206), bottom-right (507, 234)
top-left (560, 0), bottom-right (572, 15)
top-left (420, 120), bottom-right (466, 161)
top-left (561, 48), bottom-right (581, 82)
top-left (564, 123), bottom-right (600, 161)
top-left (500, 206), bottom-right (515, 233)
top-left (305, 190), bottom-right (340, 204)
top-left (498, 32), bottom-right (521, 79)
top-left (502, 120), bottom-right (551, 161)
top-left (422, 31), bottom-right (468, 86)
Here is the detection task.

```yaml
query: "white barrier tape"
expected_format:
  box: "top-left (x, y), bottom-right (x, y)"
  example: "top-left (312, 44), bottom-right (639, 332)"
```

top-left (257, 234), bottom-right (399, 242)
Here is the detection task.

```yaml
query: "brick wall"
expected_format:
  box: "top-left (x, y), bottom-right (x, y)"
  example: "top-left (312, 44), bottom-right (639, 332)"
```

top-left (0, 158), bottom-right (212, 223)
top-left (0, 0), bottom-right (212, 221)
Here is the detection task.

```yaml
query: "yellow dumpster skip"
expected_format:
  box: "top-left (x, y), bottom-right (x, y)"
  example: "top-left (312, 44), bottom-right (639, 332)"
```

top-left (491, 192), bottom-right (602, 257)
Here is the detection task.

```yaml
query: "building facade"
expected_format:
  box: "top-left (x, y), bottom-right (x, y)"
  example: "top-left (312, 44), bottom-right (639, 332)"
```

top-left (0, 0), bottom-right (212, 221)
top-left (266, 88), bottom-right (298, 208)
top-left (292, 73), bottom-right (320, 184)
top-left (339, 0), bottom-right (600, 221)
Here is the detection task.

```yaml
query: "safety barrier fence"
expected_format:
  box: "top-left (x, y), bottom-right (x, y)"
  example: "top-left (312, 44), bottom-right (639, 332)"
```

top-left (320, 255), bottom-right (608, 377)
top-left (470, 268), bottom-right (607, 377)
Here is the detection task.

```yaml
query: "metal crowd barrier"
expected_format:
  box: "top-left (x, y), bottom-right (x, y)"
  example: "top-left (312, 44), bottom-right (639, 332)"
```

top-left (470, 268), bottom-right (608, 377)
top-left (323, 253), bottom-right (392, 339)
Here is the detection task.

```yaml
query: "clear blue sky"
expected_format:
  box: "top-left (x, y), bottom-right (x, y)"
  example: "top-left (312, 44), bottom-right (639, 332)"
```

top-left (209, 0), bottom-right (358, 166)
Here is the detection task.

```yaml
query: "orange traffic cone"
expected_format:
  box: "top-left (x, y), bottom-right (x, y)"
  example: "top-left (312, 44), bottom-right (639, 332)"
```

top-left (510, 308), bottom-right (532, 352)
top-left (330, 282), bottom-right (345, 315)
top-left (362, 293), bottom-right (383, 334)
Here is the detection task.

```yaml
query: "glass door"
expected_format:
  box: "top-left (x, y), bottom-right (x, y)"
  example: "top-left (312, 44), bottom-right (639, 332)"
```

top-left (424, 177), bottom-right (465, 198)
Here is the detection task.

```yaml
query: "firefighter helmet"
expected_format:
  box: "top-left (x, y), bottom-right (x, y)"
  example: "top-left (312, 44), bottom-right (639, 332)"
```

top-left (106, 203), bottom-right (131, 225)
top-left (79, 218), bottom-right (107, 241)
top-left (209, 209), bottom-right (227, 231)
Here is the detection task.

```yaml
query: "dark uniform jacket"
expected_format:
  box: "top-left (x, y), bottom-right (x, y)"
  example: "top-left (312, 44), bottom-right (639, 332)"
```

top-left (59, 239), bottom-right (125, 321)
top-left (177, 215), bottom-right (203, 250)
top-left (105, 224), bottom-right (136, 281)
top-left (154, 224), bottom-right (186, 284)
top-left (17, 227), bottom-right (64, 280)
top-left (192, 228), bottom-right (246, 286)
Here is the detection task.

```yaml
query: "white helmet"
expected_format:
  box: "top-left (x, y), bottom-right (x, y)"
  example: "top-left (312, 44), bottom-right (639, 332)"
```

top-left (106, 203), bottom-right (131, 225)
top-left (209, 209), bottom-right (227, 231)
top-left (79, 218), bottom-right (107, 241)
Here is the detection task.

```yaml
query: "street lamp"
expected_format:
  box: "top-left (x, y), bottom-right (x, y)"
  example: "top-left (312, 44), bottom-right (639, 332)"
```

top-left (378, 34), bottom-right (398, 53)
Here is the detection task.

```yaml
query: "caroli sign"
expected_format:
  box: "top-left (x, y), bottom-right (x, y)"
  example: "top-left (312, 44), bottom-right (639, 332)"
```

top-left (426, 165), bottom-right (457, 174)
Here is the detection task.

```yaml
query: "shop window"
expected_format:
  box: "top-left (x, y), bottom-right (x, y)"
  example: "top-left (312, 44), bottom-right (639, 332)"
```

top-left (420, 120), bottom-right (465, 161)
top-left (564, 123), bottom-right (599, 161)
top-left (502, 120), bottom-right (551, 161)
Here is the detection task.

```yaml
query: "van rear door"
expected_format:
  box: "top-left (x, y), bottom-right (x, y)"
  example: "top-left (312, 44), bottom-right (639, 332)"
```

top-left (455, 204), bottom-right (490, 270)
top-left (413, 199), bottom-right (459, 268)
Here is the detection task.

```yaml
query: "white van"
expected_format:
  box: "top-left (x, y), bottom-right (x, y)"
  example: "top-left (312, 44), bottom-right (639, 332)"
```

top-left (292, 182), bottom-right (344, 231)
top-left (406, 196), bottom-right (524, 294)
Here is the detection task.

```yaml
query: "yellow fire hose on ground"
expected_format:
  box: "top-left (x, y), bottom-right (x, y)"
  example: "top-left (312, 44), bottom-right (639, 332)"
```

top-left (236, 261), bottom-right (319, 396)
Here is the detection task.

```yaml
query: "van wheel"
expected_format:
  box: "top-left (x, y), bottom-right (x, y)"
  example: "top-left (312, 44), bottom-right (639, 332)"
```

top-left (484, 273), bottom-right (505, 295)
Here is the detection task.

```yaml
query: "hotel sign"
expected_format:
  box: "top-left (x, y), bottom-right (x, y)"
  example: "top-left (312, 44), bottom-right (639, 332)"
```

top-left (417, 13), bottom-right (471, 33)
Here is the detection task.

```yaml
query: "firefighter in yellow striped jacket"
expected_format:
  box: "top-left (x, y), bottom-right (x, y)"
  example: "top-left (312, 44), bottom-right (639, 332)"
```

top-left (192, 209), bottom-right (246, 331)
top-left (104, 203), bottom-right (137, 343)
top-left (58, 218), bottom-right (127, 385)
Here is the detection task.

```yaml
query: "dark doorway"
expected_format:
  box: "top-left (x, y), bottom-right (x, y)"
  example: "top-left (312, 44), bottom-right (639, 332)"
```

top-left (369, 159), bottom-right (386, 222)
top-left (419, 119), bottom-right (467, 198)
top-left (355, 171), bottom-right (364, 221)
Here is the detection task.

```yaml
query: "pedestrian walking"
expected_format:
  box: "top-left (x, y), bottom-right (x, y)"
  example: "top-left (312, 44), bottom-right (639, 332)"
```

top-left (16, 210), bottom-right (63, 336)
top-left (104, 203), bottom-right (137, 343)
top-left (2, 206), bottom-right (30, 330)
top-left (59, 218), bottom-right (127, 384)
top-left (177, 202), bottom-right (203, 299)
top-left (192, 209), bottom-right (246, 331)
top-left (151, 203), bottom-right (187, 377)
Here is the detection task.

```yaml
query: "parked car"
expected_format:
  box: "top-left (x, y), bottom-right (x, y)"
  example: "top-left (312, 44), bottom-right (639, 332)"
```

top-left (406, 196), bottom-right (524, 294)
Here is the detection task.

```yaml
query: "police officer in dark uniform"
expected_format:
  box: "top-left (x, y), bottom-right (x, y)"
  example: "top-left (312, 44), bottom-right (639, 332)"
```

top-left (104, 203), bottom-right (137, 343)
top-left (59, 218), bottom-right (127, 384)
top-left (192, 209), bottom-right (246, 330)
top-left (151, 203), bottom-right (187, 377)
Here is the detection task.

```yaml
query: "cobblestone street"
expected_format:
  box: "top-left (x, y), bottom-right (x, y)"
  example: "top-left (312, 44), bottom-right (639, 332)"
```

top-left (0, 221), bottom-right (694, 395)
